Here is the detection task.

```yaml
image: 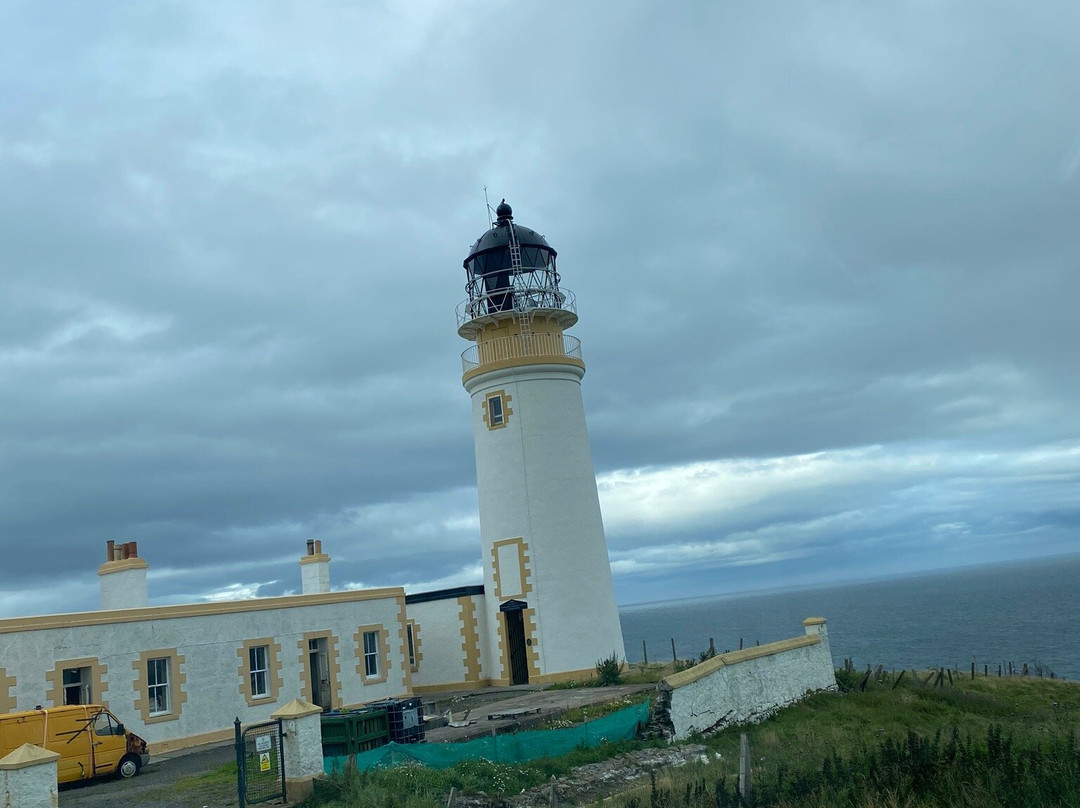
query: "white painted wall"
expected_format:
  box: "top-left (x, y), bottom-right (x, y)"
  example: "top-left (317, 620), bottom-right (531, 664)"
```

top-left (466, 363), bottom-right (625, 680)
top-left (100, 566), bottom-right (148, 610)
top-left (407, 593), bottom-right (493, 689)
top-left (406, 598), bottom-right (466, 689)
top-left (0, 592), bottom-right (407, 751)
top-left (301, 560), bottom-right (331, 594)
top-left (663, 622), bottom-right (837, 739)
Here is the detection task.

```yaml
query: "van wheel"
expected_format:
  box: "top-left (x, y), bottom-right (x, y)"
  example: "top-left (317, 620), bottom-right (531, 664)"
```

top-left (117, 755), bottom-right (140, 779)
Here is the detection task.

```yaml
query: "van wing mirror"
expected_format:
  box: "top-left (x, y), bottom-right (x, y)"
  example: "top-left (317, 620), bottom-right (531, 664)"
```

top-left (116, 723), bottom-right (125, 735)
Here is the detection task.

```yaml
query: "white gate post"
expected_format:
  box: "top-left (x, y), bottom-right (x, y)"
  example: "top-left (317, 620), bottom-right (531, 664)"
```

top-left (0, 744), bottom-right (60, 808)
top-left (273, 698), bottom-right (325, 802)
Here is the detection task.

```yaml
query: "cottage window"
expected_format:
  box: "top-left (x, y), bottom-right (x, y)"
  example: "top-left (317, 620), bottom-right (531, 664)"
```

top-left (363, 630), bottom-right (380, 678)
top-left (249, 645), bottom-right (270, 699)
top-left (147, 658), bottom-right (170, 716)
top-left (62, 666), bottom-right (91, 705)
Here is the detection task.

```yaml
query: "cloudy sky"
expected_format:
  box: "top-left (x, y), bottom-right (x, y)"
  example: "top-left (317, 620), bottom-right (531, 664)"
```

top-left (2, 0), bottom-right (1078, 618)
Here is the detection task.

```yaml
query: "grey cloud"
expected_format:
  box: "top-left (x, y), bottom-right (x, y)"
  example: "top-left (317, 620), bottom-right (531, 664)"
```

top-left (1, 0), bottom-right (1078, 616)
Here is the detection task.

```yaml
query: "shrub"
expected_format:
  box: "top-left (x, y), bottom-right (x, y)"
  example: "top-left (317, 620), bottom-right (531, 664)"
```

top-left (596, 651), bottom-right (624, 685)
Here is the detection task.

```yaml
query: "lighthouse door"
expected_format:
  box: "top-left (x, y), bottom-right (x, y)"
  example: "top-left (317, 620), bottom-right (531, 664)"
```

top-left (500, 600), bottom-right (529, 685)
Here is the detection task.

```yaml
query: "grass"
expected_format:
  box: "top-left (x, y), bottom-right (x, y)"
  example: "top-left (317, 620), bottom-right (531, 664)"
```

top-left (172, 762), bottom-right (236, 790)
top-left (302, 738), bottom-right (662, 807)
top-left (543, 689), bottom-right (652, 728)
top-left (303, 674), bottom-right (1080, 808)
top-left (609, 673), bottom-right (1080, 808)
top-left (544, 660), bottom-right (671, 689)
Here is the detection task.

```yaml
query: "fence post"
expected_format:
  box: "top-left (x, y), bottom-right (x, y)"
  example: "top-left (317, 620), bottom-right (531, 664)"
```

top-left (738, 733), bottom-right (752, 803)
top-left (272, 698), bottom-right (325, 804)
top-left (549, 775), bottom-right (558, 807)
top-left (671, 638), bottom-right (677, 665)
top-left (234, 717), bottom-right (245, 806)
top-left (642, 640), bottom-right (648, 665)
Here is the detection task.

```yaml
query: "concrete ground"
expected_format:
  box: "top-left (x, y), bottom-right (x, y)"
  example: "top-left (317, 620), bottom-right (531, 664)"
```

top-left (421, 683), bottom-right (654, 742)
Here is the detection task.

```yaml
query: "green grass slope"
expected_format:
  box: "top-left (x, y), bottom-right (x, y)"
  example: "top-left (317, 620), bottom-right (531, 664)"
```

top-left (304, 673), bottom-right (1080, 808)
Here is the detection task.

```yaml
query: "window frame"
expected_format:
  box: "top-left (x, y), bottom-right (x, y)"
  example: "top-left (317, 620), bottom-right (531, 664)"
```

top-left (147, 657), bottom-right (171, 717)
top-left (483, 390), bottom-right (513, 431)
top-left (354, 624), bottom-right (388, 685)
top-left (237, 638), bottom-right (283, 707)
top-left (363, 630), bottom-right (380, 678)
top-left (488, 395), bottom-right (504, 426)
top-left (249, 645), bottom-right (269, 699)
top-left (133, 649), bottom-right (187, 724)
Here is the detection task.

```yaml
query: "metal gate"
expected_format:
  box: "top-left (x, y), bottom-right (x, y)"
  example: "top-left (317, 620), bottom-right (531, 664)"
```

top-left (234, 717), bottom-right (285, 805)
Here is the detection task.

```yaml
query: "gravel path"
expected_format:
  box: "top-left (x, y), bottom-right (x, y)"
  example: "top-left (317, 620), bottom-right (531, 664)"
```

top-left (59, 743), bottom-right (242, 808)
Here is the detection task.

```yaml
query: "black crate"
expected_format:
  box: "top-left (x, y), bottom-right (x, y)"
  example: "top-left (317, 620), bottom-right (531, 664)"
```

top-left (367, 697), bottom-right (425, 744)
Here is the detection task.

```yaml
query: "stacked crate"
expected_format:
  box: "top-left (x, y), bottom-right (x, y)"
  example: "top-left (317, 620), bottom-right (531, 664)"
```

top-left (320, 707), bottom-right (389, 756)
top-left (367, 697), bottom-right (425, 744)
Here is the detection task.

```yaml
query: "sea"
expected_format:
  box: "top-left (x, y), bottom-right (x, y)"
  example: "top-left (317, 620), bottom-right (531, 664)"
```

top-left (618, 554), bottom-right (1080, 681)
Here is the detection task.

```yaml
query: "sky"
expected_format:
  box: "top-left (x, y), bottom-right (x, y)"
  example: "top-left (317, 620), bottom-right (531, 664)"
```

top-left (1, 0), bottom-right (1078, 618)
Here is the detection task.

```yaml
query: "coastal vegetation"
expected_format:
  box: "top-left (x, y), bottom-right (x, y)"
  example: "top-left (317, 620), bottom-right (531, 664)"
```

top-left (301, 673), bottom-right (1080, 808)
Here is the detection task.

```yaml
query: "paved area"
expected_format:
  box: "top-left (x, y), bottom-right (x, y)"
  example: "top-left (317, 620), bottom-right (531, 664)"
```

top-left (59, 741), bottom-right (235, 807)
top-left (422, 683), bottom-right (653, 741)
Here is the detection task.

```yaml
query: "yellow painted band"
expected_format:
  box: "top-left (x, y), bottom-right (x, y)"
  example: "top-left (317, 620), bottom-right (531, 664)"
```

top-left (97, 558), bottom-right (149, 575)
top-left (462, 356), bottom-right (585, 385)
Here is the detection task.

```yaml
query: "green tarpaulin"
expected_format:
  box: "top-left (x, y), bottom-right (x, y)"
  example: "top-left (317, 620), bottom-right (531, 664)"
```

top-left (324, 699), bottom-right (650, 774)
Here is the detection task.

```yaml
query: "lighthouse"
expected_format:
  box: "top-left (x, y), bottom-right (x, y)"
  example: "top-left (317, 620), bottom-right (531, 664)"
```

top-left (457, 200), bottom-right (625, 685)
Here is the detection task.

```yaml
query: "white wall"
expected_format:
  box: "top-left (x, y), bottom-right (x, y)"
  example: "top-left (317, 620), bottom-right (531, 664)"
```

top-left (0, 590), bottom-right (408, 752)
top-left (661, 621), bottom-right (837, 739)
top-left (406, 598), bottom-right (465, 689)
top-left (466, 363), bottom-right (625, 681)
top-left (407, 592), bottom-right (492, 691)
top-left (99, 566), bottom-right (148, 610)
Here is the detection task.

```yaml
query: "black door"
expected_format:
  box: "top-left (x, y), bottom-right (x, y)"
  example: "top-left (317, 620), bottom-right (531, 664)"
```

top-left (501, 600), bottom-right (529, 685)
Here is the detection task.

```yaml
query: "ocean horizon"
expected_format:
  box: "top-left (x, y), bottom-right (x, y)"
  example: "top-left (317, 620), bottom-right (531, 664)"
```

top-left (618, 553), bottom-right (1080, 680)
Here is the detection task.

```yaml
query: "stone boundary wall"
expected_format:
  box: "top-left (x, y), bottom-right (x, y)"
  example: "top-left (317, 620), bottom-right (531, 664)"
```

top-left (655, 617), bottom-right (836, 740)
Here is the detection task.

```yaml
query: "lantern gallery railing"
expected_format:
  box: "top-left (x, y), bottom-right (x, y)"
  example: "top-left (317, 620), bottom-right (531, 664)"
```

top-left (461, 334), bottom-right (583, 374)
top-left (456, 285), bottom-right (577, 328)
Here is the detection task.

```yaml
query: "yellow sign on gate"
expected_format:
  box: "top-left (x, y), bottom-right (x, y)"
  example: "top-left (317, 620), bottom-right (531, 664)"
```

top-left (259, 752), bottom-right (271, 772)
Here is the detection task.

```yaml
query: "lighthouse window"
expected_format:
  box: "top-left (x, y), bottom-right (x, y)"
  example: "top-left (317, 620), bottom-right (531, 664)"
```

top-left (483, 390), bottom-right (513, 430)
top-left (488, 395), bottom-right (504, 426)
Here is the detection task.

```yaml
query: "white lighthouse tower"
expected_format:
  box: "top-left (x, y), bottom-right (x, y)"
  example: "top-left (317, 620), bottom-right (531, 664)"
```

top-left (457, 200), bottom-right (625, 685)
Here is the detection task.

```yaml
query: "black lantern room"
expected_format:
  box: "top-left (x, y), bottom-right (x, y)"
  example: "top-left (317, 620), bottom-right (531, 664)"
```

top-left (462, 201), bottom-right (563, 319)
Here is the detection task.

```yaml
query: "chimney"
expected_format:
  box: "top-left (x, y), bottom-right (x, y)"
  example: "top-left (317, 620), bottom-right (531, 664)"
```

top-left (299, 539), bottom-right (331, 595)
top-left (98, 541), bottom-right (149, 610)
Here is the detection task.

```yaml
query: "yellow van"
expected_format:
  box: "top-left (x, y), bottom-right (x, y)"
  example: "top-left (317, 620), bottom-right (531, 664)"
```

top-left (0, 705), bottom-right (149, 783)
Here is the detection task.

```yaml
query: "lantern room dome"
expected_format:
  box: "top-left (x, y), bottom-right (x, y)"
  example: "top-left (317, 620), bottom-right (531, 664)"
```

top-left (464, 202), bottom-right (557, 269)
